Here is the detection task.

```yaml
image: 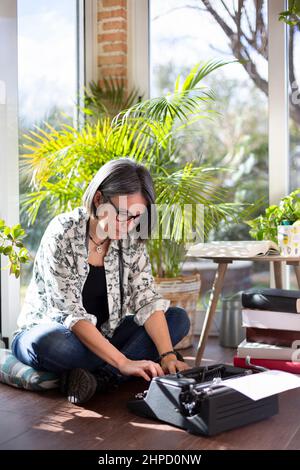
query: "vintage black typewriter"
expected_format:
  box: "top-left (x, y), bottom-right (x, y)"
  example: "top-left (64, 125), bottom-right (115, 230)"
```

top-left (127, 364), bottom-right (279, 436)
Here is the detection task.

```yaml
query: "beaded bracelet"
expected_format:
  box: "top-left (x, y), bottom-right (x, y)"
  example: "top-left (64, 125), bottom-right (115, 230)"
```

top-left (159, 349), bottom-right (184, 364)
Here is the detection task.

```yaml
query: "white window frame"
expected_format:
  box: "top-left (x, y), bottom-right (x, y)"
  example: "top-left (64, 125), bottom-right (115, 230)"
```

top-left (268, 0), bottom-right (289, 286)
top-left (127, 0), bottom-right (149, 98)
top-left (0, 0), bottom-right (19, 345)
top-left (84, 0), bottom-right (98, 86)
top-left (268, 0), bottom-right (289, 206)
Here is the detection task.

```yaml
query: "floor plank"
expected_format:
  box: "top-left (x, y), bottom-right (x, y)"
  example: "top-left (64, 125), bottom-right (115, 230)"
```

top-left (0, 337), bottom-right (299, 450)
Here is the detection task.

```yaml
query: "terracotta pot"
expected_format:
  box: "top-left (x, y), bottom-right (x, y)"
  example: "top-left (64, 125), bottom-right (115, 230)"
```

top-left (155, 273), bottom-right (201, 349)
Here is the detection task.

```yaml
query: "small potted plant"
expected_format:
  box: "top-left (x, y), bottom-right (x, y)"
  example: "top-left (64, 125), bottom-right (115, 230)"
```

top-left (0, 219), bottom-right (29, 278)
top-left (247, 189), bottom-right (300, 243)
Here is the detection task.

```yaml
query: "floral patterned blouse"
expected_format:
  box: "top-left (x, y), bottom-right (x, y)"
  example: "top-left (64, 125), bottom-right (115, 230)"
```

top-left (14, 206), bottom-right (170, 339)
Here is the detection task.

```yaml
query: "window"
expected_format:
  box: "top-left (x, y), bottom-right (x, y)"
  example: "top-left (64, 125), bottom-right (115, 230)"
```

top-left (18, 0), bottom-right (84, 305)
top-left (149, 0), bottom-right (270, 310)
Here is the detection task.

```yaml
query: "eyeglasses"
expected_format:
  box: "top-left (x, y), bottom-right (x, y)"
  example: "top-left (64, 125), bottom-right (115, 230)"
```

top-left (107, 197), bottom-right (144, 223)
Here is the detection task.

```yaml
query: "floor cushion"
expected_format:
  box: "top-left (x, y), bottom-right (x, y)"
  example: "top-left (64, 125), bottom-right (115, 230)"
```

top-left (0, 348), bottom-right (59, 391)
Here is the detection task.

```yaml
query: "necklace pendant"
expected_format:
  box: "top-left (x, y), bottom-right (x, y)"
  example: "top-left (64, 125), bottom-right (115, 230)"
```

top-left (96, 245), bottom-right (103, 254)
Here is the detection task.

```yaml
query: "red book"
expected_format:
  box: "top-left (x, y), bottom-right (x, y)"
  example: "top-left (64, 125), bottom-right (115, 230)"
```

top-left (246, 327), bottom-right (300, 347)
top-left (233, 356), bottom-right (300, 374)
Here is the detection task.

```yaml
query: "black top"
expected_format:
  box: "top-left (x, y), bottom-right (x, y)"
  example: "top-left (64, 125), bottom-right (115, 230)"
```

top-left (82, 264), bottom-right (109, 331)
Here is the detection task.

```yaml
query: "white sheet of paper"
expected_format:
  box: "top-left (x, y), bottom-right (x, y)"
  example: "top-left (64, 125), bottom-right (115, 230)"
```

top-left (222, 370), bottom-right (300, 401)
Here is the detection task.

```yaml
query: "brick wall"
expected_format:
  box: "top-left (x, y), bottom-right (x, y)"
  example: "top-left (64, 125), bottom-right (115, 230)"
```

top-left (97, 0), bottom-right (128, 89)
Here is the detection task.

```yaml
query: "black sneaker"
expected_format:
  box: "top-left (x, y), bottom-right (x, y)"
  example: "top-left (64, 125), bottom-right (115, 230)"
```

top-left (65, 368), bottom-right (97, 405)
top-left (93, 368), bottom-right (121, 393)
top-left (59, 370), bottom-right (70, 396)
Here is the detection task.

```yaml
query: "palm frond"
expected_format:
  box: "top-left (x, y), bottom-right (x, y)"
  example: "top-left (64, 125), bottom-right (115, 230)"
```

top-left (83, 78), bottom-right (141, 119)
top-left (115, 88), bottom-right (216, 125)
top-left (114, 60), bottom-right (233, 127)
top-left (182, 59), bottom-right (237, 90)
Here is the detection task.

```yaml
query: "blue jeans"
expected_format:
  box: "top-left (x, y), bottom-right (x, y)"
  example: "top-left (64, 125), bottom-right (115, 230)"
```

top-left (11, 307), bottom-right (190, 380)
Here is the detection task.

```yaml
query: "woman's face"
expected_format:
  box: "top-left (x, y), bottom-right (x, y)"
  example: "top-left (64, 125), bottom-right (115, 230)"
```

top-left (94, 191), bottom-right (148, 239)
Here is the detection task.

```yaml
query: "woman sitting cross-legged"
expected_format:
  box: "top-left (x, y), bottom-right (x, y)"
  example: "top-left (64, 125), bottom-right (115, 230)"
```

top-left (12, 158), bottom-right (191, 404)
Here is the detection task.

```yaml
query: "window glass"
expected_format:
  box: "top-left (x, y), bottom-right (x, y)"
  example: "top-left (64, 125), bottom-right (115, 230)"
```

top-left (150, 0), bottom-right (269, 328)
top-left (18, 0), bottom-right (79, 304)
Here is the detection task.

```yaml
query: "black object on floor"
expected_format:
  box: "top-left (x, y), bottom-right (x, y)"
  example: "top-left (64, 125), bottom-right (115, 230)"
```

top-left (242, 288), bottom-right (300, 313)
top-left (127, 364), bottom-right (279, 436)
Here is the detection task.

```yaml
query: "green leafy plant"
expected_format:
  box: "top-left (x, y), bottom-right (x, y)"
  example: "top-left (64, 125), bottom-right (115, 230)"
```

top-left (83, 78), bottom-right (141, 120)
top-left (20, 60), bottom-right (254, 278)
top-left (247, 189), bottom-right (300, 243)
top-left (279, 0), bottom-right (300, 28)
top-left (0, 219), bottom-right (30, 278)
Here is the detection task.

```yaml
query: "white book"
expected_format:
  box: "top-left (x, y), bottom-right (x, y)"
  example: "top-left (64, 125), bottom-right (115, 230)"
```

top-left (242, 308), bottom-right (300, 332)
top-left (237, 339), bottom-right (299, 361)
top-left (186, 240), bottom-right (279, 258)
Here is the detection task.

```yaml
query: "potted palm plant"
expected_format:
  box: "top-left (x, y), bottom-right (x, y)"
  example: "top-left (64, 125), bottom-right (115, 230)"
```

top-left (20, 61), bottom-right (249, 348)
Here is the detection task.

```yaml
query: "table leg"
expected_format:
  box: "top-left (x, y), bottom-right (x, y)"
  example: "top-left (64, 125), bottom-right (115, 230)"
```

top-left (273, 261), bottom-right (283, 289)
top-left (195, 263), bottom-right (228, 367)
top-left (293, 265), bottom-right (300, 289)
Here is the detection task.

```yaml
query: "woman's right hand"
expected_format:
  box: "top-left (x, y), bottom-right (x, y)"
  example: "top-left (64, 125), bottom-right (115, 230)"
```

top-left (118, 358), bottom-right (165, 381)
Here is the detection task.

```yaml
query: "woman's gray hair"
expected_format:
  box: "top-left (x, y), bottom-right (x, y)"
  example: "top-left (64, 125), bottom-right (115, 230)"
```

top-left (82, 157), bottom-right (156, 238)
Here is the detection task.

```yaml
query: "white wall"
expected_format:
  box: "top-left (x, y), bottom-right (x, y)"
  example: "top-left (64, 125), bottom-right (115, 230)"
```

top-left (0, 0), bottom-right (20, 344)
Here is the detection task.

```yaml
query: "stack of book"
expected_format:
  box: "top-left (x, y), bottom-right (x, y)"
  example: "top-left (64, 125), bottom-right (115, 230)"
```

top-left (233, 288), bottom-right (300, 373)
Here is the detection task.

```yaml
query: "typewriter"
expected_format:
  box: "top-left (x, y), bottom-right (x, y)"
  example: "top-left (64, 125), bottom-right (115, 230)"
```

top-left (127, 364), bottom-right (279, 436)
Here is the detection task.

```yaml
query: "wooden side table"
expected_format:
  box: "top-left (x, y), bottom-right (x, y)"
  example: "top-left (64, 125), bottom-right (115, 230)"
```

top-left (191, 255), bottom-right (300, 366)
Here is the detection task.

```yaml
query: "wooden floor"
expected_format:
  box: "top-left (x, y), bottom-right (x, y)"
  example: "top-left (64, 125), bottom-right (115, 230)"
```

top-left (1, 337), bottom-right (300, 450)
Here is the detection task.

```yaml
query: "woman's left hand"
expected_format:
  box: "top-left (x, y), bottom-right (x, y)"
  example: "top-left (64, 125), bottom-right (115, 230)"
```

top-left (160, 354), bottom-right (190, 374)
